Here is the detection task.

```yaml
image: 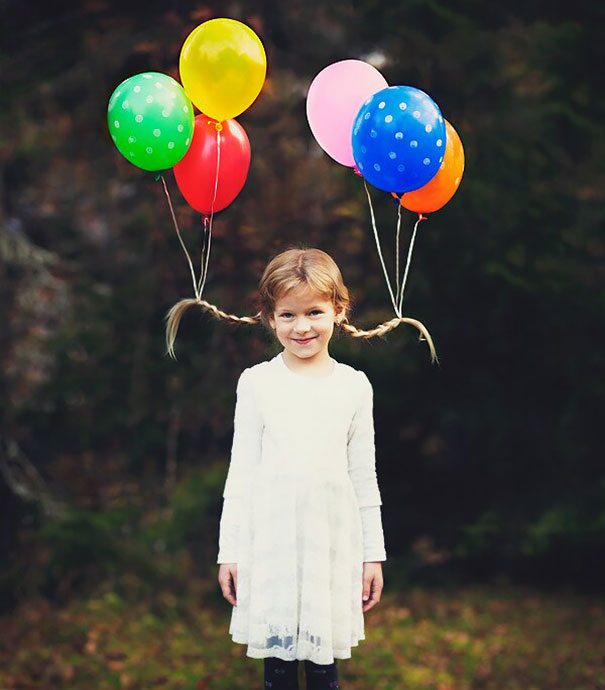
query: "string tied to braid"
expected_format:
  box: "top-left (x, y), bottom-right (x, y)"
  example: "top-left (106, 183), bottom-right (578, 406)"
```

top-left (159, 123), bottom-right (222, 302)
top-left (362, 180), bottom-right (438, 364)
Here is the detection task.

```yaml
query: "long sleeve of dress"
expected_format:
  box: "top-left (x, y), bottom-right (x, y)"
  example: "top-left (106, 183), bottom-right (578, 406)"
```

top-left (347, 372), bottom-right (383, 507)
top-left (359, 505), bottom-right (387, 562)
top-left (217, 496), bottom-right (243, 564)
top-left (347, 371), bottom-right (387, 562)
top-left (216, 368), bottom-right (263, 564)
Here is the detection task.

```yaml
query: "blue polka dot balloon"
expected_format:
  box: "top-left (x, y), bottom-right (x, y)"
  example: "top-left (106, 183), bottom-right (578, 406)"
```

top-left (352, 85), bottom-right (446, 193)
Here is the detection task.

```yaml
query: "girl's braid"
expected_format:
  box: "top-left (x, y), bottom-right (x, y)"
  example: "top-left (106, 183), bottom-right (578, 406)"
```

top-left (165, 297), bottom-right (262, 359)
top-left (338, 316), bottom-right (438, 364)
top-left (191, 298), bottom-right (261, 325)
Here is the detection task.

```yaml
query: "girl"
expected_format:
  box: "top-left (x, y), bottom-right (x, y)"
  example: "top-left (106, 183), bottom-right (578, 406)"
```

top-left (165, 247), bottom-right (437, 689)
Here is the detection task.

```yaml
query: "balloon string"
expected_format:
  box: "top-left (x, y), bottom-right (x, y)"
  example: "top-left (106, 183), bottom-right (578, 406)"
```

top-left (200, 215), bottom-right (210, 294)
top-left (362, 179), bottom-right (400, 317)
top-left (160, 174), bottom-right (200, 299)
top-left (395, 201), bottom-right (402, 309)
top-left (197, 126), bottom-right (222, 297)
top-left (398, 212), bottom-right (427, 315)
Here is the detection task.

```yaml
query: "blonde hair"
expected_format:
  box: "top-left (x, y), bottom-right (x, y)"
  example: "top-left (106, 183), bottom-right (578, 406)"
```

top-left (165, 246), bottom-right (438, 363)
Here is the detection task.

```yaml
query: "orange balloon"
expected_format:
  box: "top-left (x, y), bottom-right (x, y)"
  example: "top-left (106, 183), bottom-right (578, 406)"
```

top-left (400, 120), bottom-right (465, 213)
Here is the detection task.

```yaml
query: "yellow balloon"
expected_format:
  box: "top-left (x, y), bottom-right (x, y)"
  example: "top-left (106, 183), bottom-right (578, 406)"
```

top-left (179, 18), bottom-right (266, 122)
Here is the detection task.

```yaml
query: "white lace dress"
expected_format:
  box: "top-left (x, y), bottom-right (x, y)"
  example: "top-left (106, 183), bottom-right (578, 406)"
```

top-left (217, 352), bottom-right (387, 664)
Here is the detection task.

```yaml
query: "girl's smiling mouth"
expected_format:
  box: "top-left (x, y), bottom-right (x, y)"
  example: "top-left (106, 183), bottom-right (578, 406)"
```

top-left (293, 337), bottom-right (317, 344)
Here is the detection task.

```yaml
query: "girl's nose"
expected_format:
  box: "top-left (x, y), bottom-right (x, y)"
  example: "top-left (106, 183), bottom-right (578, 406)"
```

top-left (293, 317), bottom-right (311, 333)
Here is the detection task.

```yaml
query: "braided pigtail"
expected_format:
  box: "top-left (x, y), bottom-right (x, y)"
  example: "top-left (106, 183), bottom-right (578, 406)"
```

top-left (338, 315), bottom-right (439, 365)
top-left (164, 297), bottom-right (262, 360)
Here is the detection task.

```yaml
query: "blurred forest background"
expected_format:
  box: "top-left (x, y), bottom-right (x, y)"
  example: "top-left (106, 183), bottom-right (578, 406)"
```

top-left (1, 0), bottom-right (604, 688)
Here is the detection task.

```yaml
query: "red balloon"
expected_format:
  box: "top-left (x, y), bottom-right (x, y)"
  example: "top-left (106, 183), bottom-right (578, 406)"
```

top-left (173, 114), bottom-right (250, 213)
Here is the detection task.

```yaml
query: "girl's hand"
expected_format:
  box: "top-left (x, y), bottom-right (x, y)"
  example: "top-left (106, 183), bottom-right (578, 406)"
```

top-left (218, 563), bottom-right (238, 606)
top-left (362, 561), bottom-right (383, 613)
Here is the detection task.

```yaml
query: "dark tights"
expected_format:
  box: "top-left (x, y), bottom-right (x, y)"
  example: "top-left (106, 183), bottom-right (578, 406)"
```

top-left (264, 656), bottom-right (340, 689)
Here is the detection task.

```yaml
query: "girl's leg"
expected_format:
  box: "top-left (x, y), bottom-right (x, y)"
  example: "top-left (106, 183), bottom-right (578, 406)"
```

top-left (303, 659), bottom-right (339, 689)
top-left (264, 656), bottom-right (300, 690)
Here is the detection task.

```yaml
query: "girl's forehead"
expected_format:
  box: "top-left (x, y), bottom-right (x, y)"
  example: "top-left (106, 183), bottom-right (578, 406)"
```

top-left (275, 285), bottom-right (332, 310)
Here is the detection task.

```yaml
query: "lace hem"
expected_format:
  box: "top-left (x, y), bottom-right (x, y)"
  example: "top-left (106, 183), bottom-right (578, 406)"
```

top-left (229, 628), bottom-right (366, 664)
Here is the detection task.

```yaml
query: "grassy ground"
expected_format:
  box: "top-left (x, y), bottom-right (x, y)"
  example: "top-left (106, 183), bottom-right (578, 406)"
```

top-left (0, 575), bottom-right (603, 690)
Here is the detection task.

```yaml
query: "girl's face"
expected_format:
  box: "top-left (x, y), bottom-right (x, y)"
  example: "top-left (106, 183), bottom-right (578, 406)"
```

top-left (269, 285), bottom-right (344, 364)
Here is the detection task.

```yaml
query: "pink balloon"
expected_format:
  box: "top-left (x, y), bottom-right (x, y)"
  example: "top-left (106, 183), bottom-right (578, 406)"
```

top-left (306, 60), bottom-right (389, 167)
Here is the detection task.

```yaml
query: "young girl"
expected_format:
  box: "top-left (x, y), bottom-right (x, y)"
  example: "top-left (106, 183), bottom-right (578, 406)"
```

top-left (165, 247), bottom-right (436, 689)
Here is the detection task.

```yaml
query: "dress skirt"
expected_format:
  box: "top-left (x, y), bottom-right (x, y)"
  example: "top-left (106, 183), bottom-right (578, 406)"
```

top-left (227, 467), bottom-right (366, 664)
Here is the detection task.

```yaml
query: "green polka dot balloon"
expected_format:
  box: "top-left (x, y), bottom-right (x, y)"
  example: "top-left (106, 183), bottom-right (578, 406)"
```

top-left (107, 72), bottom-right (194, 172)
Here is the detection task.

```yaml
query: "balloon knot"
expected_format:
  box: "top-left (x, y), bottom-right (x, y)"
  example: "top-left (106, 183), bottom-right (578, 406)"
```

top-left (353, 166), bottom-right (363, 177)
top-left (215, 122), bottom-right (223, 132)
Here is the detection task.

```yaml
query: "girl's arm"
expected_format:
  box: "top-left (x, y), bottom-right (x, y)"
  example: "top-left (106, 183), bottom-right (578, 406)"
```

top-left (216, 368), bottom-right (263, 564)
top-left (348, 372), bottom-right (387, 562)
